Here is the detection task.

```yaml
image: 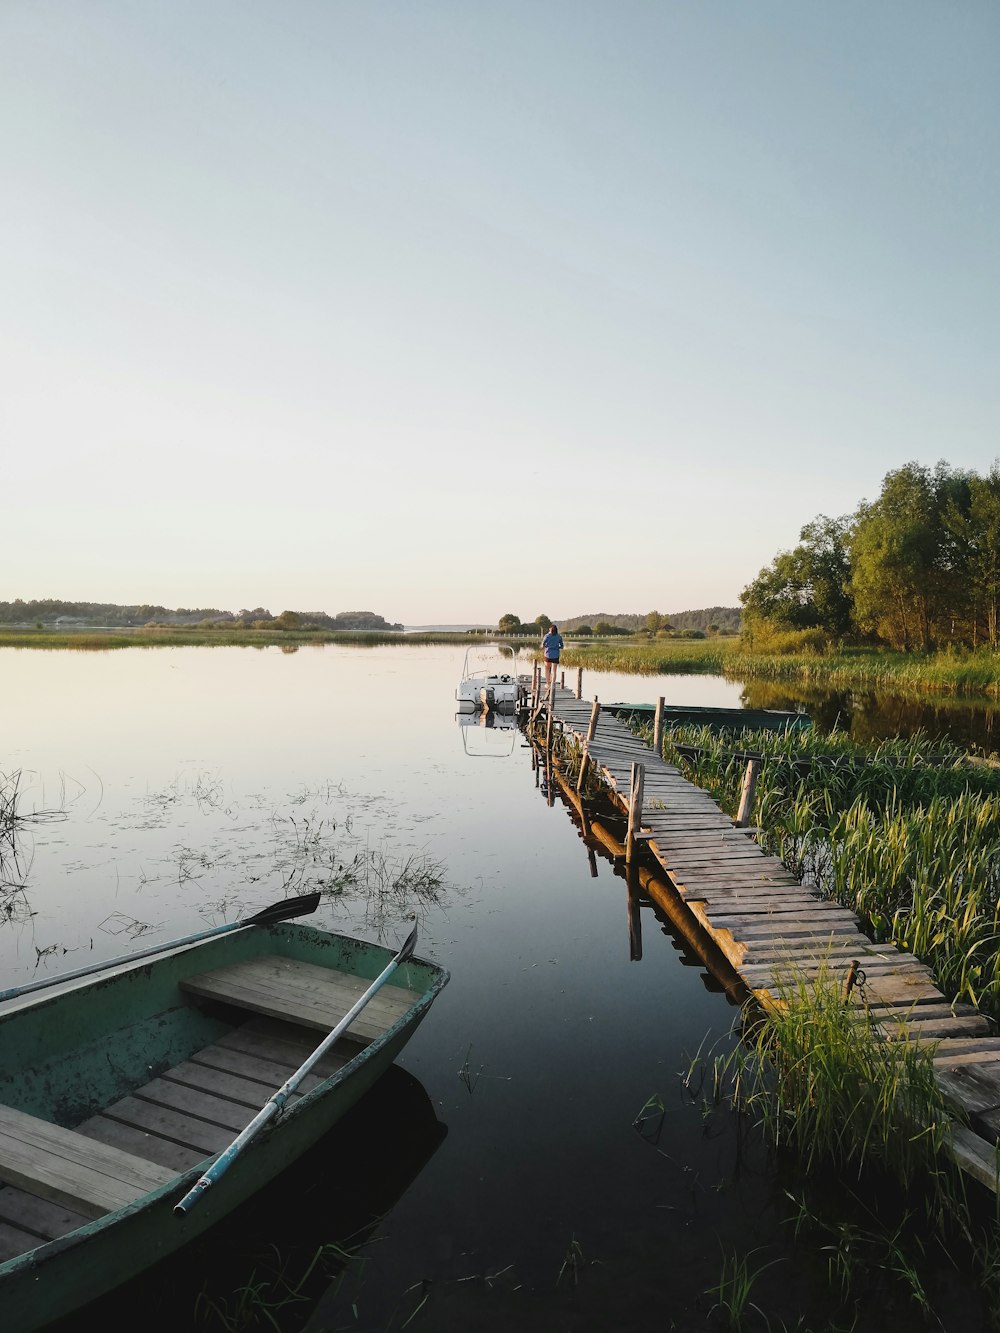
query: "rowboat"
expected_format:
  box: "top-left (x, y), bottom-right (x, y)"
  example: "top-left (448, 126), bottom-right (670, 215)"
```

top-left (0, 904), bottom-right (449, 1332)
top-left (603, 701), bottom-right (812, 733)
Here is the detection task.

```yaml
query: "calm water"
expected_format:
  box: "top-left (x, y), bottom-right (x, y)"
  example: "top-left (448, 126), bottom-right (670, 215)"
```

top-left (1, 646), bottom-right (992, 1331)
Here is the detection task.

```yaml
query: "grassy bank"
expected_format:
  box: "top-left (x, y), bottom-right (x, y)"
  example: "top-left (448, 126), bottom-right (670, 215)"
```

top-left (0, 627), bottom-right (477, 650)
top-left (561, 637), bottom-right (1000, 697)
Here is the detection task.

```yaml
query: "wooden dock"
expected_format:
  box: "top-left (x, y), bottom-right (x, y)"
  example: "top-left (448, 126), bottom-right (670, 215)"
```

top-left (534, 678), bottom-right (1000, 1191)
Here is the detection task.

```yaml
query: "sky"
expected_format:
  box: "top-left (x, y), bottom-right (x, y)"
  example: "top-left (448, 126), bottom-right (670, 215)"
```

top-left (1, 2), bottom-right (998, 624)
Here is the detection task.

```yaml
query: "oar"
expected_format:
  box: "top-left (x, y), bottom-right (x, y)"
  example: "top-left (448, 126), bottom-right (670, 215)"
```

top-left (175, 919), bottom-right (419, 1216)
top-left (0, 891), bottom-right (323, 1004)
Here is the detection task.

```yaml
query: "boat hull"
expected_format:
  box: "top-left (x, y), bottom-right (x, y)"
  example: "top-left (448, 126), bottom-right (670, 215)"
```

top-left (604, 702), bottom-right (811, 733)
top-left (0, 924), bottom-right (448, 1332)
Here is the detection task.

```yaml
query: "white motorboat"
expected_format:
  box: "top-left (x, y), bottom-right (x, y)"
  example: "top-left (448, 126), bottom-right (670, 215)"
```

top-left (455, 643), bottom-right (529, 713)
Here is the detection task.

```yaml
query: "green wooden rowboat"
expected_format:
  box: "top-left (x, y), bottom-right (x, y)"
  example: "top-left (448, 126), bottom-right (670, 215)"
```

top-left (603, 701), bottom-right (812, 733)
top-left (0, 920), bottom-right (449, 1332)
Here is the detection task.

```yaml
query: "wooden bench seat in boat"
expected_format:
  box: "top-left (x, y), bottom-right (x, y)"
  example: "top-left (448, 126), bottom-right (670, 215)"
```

top-left (0, 1105), bottom-right (175, 1220)
top-left (180, 954), bottom-right (421, 1044)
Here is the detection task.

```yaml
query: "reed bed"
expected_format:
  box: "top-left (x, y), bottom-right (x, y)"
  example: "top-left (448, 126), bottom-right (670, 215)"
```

top-left (0, 628), bottom-right (475, 650)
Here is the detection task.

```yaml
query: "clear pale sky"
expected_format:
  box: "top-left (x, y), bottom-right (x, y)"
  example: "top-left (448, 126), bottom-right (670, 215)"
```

top-left (2, 2), bottom-right (997, 624)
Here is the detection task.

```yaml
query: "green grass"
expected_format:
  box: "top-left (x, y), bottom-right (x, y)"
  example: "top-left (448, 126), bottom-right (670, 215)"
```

top-left (561, 637), bottom-right (1000, 697)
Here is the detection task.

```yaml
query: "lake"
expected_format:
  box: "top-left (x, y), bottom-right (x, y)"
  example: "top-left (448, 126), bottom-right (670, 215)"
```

top-left (1, 645), bottom-right (992, 1331)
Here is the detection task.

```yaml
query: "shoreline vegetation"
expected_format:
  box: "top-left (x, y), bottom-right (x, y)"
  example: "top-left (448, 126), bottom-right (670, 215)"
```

top-left (7, 626), bottom-right (1000, 700)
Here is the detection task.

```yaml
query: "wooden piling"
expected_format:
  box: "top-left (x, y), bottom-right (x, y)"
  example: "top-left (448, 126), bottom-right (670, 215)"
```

top-left (735, 758), bottom-right (761, 828)
top-left (653, 697), bottom-right (665, 756)
top-left (576, 697), bottom-right (601, 795)
top-left (576, 666), bottom-right (583, 700)
top-left (627, 881), bottom-right (643, 961)
top-left (625, 761), bottom-right (645, 885)
top-left (545, 673), bottom-right (556, 753)
top-left (560, 669), bottom-right (565, 689)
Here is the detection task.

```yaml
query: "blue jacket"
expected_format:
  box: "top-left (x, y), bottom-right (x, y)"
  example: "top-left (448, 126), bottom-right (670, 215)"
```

top-left (543, 631), bottom-right (564, 660)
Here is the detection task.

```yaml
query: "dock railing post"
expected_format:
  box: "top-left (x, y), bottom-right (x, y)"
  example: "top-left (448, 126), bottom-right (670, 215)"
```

top-left (560, 669), bottom-right (565, 689)
top-left (735, 758), bottom-right (761, 828)
top-left (653, 697), bottom-right (665, 756)
top-left (625, 761), bottom-right (645, 886)
top-left (576, 697), bottom-right (601, 795)
top-left (576, 666), bottom-right (583, 700)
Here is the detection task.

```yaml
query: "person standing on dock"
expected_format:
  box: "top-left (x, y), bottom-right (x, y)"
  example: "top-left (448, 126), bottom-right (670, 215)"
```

top-left (542, 623), bottom-right (564, 690)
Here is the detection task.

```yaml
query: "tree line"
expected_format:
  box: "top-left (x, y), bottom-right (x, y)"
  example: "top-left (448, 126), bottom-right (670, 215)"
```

top-left (496, 609), bottom-right (738, 637)
top-left (742, 460), bottom-right (1000, 651)
top-left (0, 600), bottom-right (402, 632)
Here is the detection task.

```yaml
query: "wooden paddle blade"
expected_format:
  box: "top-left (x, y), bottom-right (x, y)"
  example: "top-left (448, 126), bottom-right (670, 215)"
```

top-left (396, 920), bottom-right (419, 964)
top-left (243, 892), bottom-right (322, 927)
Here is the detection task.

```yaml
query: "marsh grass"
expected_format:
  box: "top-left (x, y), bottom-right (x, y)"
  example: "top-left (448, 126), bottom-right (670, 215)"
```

top-left (689, 971), bottom-right (1000, 1323)
top-left (706, 1246), bottom-right (784, 1330)
top-left (643, 724), bottom-right (1000, 1020)
top-left (0, 627), bottom-right (476, 651)
top-left (1, 770), bottom-right (67, 911)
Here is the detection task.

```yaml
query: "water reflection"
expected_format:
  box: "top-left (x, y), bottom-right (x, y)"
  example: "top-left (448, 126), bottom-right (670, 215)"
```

top-left (740, 678), bottom-right (1000, 752)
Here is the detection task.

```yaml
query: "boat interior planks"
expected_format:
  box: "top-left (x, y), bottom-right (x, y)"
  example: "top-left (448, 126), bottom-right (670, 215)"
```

top-left (0, 1009), bottom-right (369, 1246)
top-left (180, 955), bottom-right (422, 1040)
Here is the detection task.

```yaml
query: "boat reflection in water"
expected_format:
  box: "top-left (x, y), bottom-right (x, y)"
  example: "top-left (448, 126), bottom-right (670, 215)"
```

top-left (73, 1066), bottom-right (447, 1333)
top-left (456, 705), bottom-right (522, 757)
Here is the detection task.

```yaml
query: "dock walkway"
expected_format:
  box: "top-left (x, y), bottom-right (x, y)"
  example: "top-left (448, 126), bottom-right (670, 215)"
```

top-left (541, 682), bottom-right (1000, 1190)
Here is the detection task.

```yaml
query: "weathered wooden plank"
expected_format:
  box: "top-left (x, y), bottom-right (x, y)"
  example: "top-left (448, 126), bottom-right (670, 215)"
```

top-left (181, 955), bottom-right (419, 1042)
top-left (0, 1106), bottom-right (175, 1220)
top-left (936, 1063), bottom-right (1000, 1114)
top-left (0, 1184), bottom-right (89, 1241)
top-left (219, 1016), bottom-right (359, 1074)
top-left (0, 1218), bottom-right (42, 1263)
top-left (77, 1114), bottom-right (205, 1173)
top-left (101, 1095), bottom-right (234, 1156)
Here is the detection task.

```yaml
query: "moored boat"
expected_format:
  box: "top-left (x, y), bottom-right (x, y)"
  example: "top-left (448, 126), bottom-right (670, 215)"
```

top-left (455, 642), bottom-right (529, 712)
top-left (604, 701), bottom-right (812, 733)
top-left (0, 904), bottom-right (448, 1332)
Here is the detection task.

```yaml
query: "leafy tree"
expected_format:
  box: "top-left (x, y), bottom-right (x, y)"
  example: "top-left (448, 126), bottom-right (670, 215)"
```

top-left (644, 610), bottom-right (664, 633)
top-left (498, 612), bottom-right (521, 634)
top-left (943, 463), bottom-right (1000, 647)
top-left (741, 514), bottom-right (852, 637)
top-left (534, 613), bottom-right (553, 632)
top-left (850, 462), bottom-right (969, 651)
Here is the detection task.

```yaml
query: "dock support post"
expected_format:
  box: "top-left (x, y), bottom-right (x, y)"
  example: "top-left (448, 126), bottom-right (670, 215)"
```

top-left (545, 674), bottom-right (556, 753)
top-left (560, 669), bottom-right (565, 689)
top-left (625, 761), bottom-right (645, 886)
top-left (576, 697), bottom-right (601, 795)
top-left (653, 697), bottom-right (664, 756)
top-left (735, 758), bottom-right (761, 828)
top-left (627, 880), bottom-right (643, 961)
top-left (576, 667), bottom-right (583, 700)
